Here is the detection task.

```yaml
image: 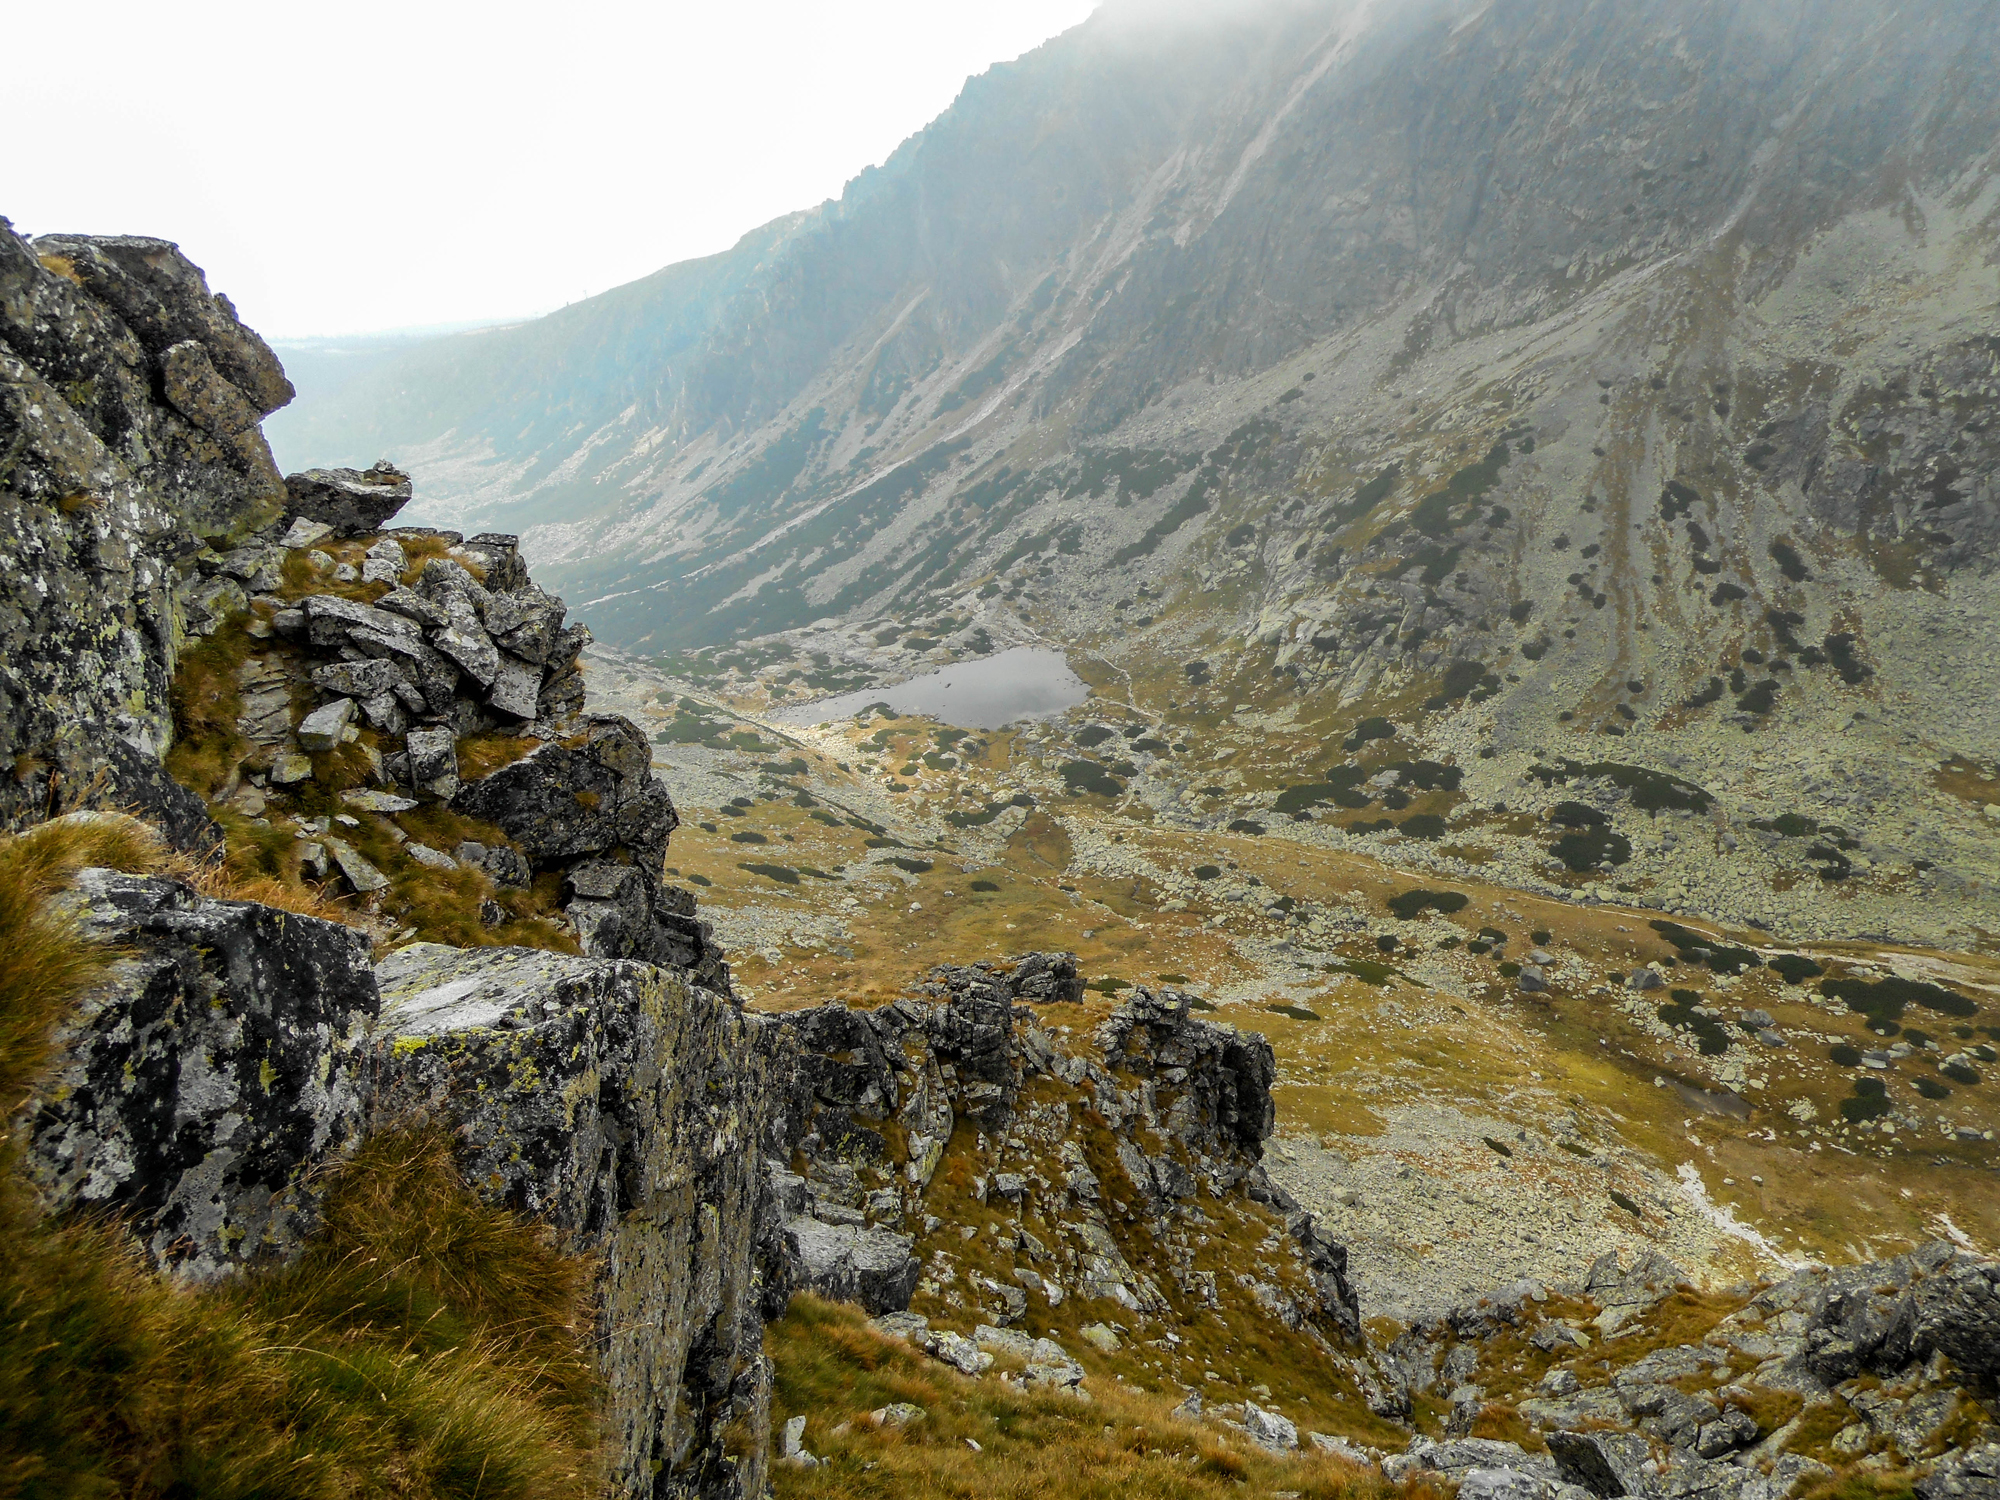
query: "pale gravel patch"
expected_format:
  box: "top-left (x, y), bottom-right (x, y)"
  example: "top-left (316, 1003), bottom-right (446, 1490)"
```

top-left (1264, 1104), bottom-right (1759, 1326)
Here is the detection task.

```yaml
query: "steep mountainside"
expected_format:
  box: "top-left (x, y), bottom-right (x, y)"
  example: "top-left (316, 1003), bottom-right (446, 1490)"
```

top-left (286, 0), bottom-right (2000, 944)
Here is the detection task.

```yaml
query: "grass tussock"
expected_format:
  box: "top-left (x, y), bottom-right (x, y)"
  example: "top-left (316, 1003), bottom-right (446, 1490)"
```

top-left (165, 623), bottom-right (258, 798)
top-left (457, 734), bottom-right (540, 783)
top-left (0, 1125), bottom-right (603, 1500)
top-left (0, 823), bottom-right (604, 1499)
top-left (0, 813), bottom-right (170, 1113)
top-left (769, 1295), bottom-right (1423, 1500)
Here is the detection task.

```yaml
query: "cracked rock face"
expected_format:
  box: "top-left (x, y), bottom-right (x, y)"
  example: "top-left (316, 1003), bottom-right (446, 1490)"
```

top-left (21, 869), bottom-right (378, 1279)
top-left (373, 942), bottom-right (785, 1500)
top-left (0, 219), bottom-right (291, 836)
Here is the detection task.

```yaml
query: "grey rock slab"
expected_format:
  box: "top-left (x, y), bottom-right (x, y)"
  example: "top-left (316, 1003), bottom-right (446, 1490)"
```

top-left (284, 462), bottom-right (412, 536)
top-left (405, 726), bottom-right (459, 798)
top-left (311, 658), bottom-right (405, 701)
top-left (1462, 1471), bottom-right (1553, 1500)
top-left (928, 1330), bottom-right (993, 1376)
top-left (297, 697), bottom-right (356, 752)
top-left (303, 592), bottom-right (420, 648)
top-left (1546, 1430), bottom-right (1655, 1498)
top-left (1916, 1443), bottom-right (2000, 1500)
top-left (342, 788), bottom-right (418, 814)
top-left (1244, 1402), bottom-right (1299, 1451)
top-left (406, 842), bottom-right (456, 871)
top-left (784, 1218), bottom-right (920, 1314)
top-left (278, 516), bottom-right (333, 549)
top-left (487, 652), bottom-right (542, 719)
top-left (23, 870), bottom-right (377, 1280)
top-left (324, 836), bottom-right (389, 893)
top-left (435, 623), bottom-right (500, 689)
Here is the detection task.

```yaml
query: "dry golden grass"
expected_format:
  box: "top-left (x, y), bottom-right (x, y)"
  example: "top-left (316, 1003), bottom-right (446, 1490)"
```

top-left (0, 823), bottom-right (604, 1499)
top-left (0, 813), bottom-right (170, 1116)
top-left (769, 1295), bottom-right (1431, 1500)
top-left (457, 733), bottom-right (541, 783)
top-left (0, 1124), bottom-right (602, 1500)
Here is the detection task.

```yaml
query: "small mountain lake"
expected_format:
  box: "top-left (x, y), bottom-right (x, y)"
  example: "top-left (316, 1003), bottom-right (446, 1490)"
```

top-left (772, 646), bottom-right (1089, 730)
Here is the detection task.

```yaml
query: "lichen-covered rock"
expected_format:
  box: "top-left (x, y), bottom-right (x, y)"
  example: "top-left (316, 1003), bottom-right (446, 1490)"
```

top-left (782, 1218), bottom-right (920, 1313)
top-left (372, 942), bottom-right (785, 1500)
top-left (1917, 1444), bottom-right (2000, 1500)
top-left (21, 868), bottom-right (377, 1278)
top-left (283, 461), bottom-right (412, 536)
top-left (451, 714), bottom-right (730, 989)
top-left (1, 219), bottom-right (293, 834)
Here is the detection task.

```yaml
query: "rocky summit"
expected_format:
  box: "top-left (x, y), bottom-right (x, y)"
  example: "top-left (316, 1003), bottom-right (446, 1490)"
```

top-left (5, 1), bottom-right (2000, 1497)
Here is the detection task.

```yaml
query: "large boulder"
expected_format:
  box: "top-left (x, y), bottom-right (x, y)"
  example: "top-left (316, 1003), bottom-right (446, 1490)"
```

top-left (372, 943), bottom-right (786, 1500)
top-left (283, 461), bottom-right (413, 536)
top-left (21, 869), bottom-right (377, 1278)
top-left (782, 1219), bottom-right (921, 1314)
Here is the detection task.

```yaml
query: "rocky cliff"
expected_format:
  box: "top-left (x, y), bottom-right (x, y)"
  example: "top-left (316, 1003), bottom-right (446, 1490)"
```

top-left (1, 220), bottom-right (293, 845)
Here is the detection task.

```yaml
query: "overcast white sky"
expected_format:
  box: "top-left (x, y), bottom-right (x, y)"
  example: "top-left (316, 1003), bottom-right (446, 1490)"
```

top-left (5, 1), bottom-right (1099, 338)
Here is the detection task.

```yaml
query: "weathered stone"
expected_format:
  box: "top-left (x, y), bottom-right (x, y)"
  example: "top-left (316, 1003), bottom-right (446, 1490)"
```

top-left (929, 1330), bottom-right (993, 1375)
top-left (435, 620), bottom-right (500, 688)
top-left (23, 868), bottom-right (376, 1279)
top-left (1244, 1402), bottom-right (1300, 1451)
top-left (348, 627), bottom-right (459, 713)
top-left (297, 696), bottom-right (356, 752)
top-left (303, 592), bottom-right (418, 648)
top-left (311, 657), bottom-right (404, 701)
top-left (278, 516), bottom-right (332, 550)
top-left (284, 461), bottom-right (412, 536)
top-left (373, 586), bottom-right (445, 631)
top-left (1916, 1444), bottom-right (2000, 1500)
top-left (487, 652), bottom-right (541, 719)
top-left (1910, 1259), bottom-right (2000, 1377)
top-left (1389, 1438), bottom-right (1558, 1485)
top-left (406, 726), bottom-right (460, 798)
top-left (451, 715), bottom-right (675, 861)
top-left (406, 842), bottom-right (456, 871)
top-left (361, 536), bottom-right (406, 586)
top-left (372, 942), bottom-right (786, 1500)
top-left (1079, 1322), bottom-right (1121, 1352)
top-left (456, 840), bottom-right (532, 889)
top-left (342, 788), bottom-right (418, 813)
top-left (1461, 1470), bottom-right (1551, 1500)
top-left (325, 836), bottom-right (388, 893)
top-left (270, 751), bottom-right (313, 785)
top-left (1547, 1430), bottom-right (1655, 1497)
top-left (785, 1218), bottom-right (921, 1313)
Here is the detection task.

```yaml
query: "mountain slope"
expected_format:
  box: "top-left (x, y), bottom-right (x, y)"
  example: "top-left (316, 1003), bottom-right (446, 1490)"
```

top-left (278, 0), bottom-right (2000, 941)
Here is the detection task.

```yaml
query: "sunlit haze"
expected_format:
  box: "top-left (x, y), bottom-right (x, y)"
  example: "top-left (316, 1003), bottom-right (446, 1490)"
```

top-left (5, 0), bottom-right (1098, 336)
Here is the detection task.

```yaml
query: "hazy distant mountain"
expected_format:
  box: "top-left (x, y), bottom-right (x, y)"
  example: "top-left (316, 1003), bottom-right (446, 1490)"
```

top-left (288, 0), bottom-right (2000, 759)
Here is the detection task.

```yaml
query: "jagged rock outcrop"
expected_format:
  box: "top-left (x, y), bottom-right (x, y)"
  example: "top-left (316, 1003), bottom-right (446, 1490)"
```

top-left (18, 875), bottom-right (779, 1500)
top-left (764, 960), bottom-right (1359, 1340)
top-left (0, 219), bottom-right (291, 841)
top-left (373, 943), bottom-right (784, 1500)
top-left (172, 473), bottom-right (729, 985)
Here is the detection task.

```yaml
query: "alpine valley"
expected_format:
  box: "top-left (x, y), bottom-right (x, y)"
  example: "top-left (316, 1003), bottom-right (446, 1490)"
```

top-left (6, 2), bottom-right (2000, 1499)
